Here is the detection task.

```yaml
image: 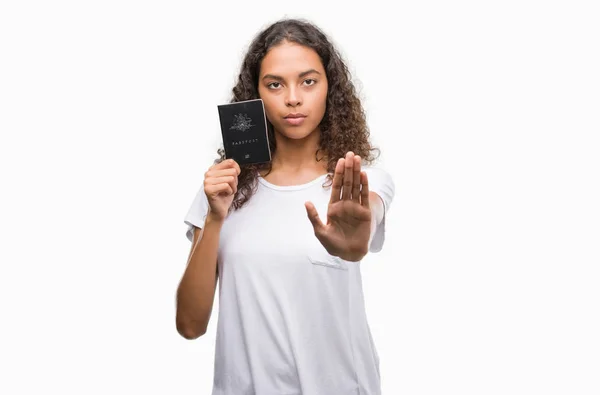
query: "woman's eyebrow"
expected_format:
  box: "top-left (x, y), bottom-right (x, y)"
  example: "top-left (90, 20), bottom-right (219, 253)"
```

top-left (262, 69), bottom-right (321, 81)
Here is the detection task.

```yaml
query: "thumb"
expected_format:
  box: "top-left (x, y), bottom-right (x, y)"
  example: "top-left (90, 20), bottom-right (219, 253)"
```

top-left (305, 201), bottom-right (324, 233)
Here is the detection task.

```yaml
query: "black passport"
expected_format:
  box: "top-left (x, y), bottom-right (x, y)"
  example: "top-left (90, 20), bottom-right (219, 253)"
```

top-left (217, 99), bottom-right (272, 165)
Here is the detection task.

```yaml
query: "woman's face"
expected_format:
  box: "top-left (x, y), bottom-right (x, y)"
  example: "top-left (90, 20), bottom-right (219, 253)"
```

top-left (258, 41), bottom-right (328, 140)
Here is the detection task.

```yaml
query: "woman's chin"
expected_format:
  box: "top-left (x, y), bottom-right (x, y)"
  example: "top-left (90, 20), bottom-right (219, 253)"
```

top-left (275, 125), bottom-right (319, 140)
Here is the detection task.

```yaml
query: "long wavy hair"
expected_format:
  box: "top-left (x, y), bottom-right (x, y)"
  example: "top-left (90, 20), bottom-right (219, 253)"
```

top-left (215, 18), bottom-right (380, 212)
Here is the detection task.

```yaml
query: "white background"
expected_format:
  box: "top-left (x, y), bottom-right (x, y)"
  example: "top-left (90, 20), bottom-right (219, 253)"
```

top-left (1, 0), bottom-right (599, 394)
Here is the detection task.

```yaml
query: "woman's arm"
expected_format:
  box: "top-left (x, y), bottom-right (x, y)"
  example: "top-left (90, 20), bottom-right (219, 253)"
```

top-left (370, 191), bottom-right (384, 224)
top-left (176, 212), bottom-right (223, 339)
top-left (368, 191), bottom-right (385, 246)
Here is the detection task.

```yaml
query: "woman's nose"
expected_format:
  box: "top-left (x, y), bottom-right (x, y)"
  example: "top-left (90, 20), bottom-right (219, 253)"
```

top-left (285, 87), bottom-right (301, 107)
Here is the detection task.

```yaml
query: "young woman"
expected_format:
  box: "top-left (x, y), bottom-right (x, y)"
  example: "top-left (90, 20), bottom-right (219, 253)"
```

top-left (176, 18), bottom-right (395, 395)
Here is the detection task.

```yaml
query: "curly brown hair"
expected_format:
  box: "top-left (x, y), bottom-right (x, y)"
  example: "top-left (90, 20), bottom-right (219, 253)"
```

top-left (215, 18), bottom-right (380, 212)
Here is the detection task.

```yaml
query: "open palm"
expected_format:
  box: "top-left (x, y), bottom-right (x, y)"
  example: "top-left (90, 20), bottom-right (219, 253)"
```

top-left (305, 152), bottom-right (372, 262)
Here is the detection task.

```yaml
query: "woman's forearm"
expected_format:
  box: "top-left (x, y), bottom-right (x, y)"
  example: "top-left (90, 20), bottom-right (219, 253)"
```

top-left (176, 213), bottom-right (223, 339)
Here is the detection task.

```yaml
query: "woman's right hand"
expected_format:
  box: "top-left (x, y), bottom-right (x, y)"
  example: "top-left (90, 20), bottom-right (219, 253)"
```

top-left (203, 159), bottom-right (241, 221)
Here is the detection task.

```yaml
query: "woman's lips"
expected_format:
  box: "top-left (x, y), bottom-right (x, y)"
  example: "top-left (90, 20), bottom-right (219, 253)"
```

top-left (284, 116), bottom-right (306, 126)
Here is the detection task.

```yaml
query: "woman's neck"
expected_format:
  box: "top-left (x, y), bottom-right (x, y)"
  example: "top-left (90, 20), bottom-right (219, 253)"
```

top-left (259, 129), bottom-right (328, 184)
top-left (269, 129), bottom-right (327, 174)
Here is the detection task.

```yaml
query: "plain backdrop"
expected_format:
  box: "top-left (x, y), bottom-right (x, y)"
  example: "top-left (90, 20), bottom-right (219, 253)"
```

top-left (1, 0), bottom-right (599, 394)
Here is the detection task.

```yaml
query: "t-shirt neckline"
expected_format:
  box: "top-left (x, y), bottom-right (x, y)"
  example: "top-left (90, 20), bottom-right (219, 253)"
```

top-left (257, 172), bottom-right (330, 191)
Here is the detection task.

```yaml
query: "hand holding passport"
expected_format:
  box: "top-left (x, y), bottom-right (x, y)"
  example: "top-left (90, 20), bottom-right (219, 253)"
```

top-left (217, 99), bottom-right (272, 165)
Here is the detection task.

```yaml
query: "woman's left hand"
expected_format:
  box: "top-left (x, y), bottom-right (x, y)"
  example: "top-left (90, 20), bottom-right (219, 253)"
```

top-left (305, 152), bottom-right (371, 262)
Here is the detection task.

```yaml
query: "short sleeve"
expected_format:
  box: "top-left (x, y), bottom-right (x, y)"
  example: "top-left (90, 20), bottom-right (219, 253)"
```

top-left (183, 183), bottom-right (210, 242)
top-left (363, 166), bottom-right (395, 253)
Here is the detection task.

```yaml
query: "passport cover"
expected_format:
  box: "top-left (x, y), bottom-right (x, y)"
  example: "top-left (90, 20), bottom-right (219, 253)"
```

top-left (217, 99), bottom-right (272, 165)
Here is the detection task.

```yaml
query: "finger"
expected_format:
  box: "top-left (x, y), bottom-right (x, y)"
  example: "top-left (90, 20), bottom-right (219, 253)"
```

top-left (206, 171), bottom-right (238, 192)
top-left (205, 176), bottom-right (237, 194)
top-left (329, 158), bottom-right (344, 204)
top-left (352, 155), bottom-right (361, 203)
top-left (216, 159), bottom-right (241, 175)
top-left (206, 168), bottom-right (239, 179)
top-left (205, 182), bottom-right (233, 196)
top-left (205, 175), bottom-right (236, 184)
top-left (341, 152), bottom-right (354, 200)
top-left (230, 159), bottom-right (241, 175)
top-left (360, 171), bottom-right (370, 209)
top-left (210, 159), bottom-right (228, 170)
top-left (231, 174), bottom-right (238, 193)
top-left (305, 201), bottom-right (324, 234)
top-left (224, 175), bottom-right (237, 194)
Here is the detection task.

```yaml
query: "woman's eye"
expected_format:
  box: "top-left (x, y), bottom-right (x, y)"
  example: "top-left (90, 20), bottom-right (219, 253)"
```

top-left (304, 79), bottom-right (316, 86)
top-left (268, 82), bottom-right (281, 89)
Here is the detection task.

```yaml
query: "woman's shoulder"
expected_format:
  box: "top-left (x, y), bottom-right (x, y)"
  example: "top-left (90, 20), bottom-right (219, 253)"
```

top-left (361, 163), bottom-right (393, 181)
top-left (360, 163), bottom-right (395, 203)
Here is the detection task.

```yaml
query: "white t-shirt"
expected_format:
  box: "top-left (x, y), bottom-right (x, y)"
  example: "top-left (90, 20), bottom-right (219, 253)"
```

top-left (183, 165), bottom-right (395, 395)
